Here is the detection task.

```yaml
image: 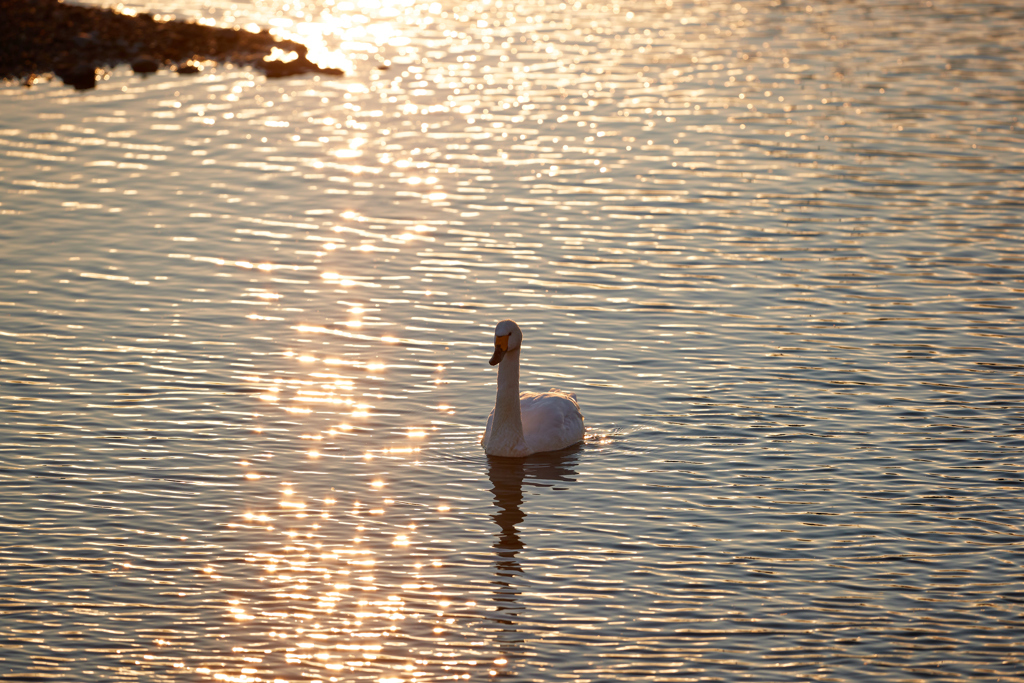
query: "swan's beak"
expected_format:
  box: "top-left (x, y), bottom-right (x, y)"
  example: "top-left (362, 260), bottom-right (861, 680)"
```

top-left (489, 334), bottom-right (509, 366)
top-left (489, 345), bottom-right (506, 366)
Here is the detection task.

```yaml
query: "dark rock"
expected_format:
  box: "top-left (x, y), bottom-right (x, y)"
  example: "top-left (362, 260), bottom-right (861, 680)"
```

top-left (131, 55), bottom-right (159, 73)
top-left (176, 61), bottom-right (201, 74)
top-left (261, 53), bottom-right (344, 79)
top-left (54, 63), bottom-right (96, 90)
top-left (260, 58), bottom-right (299, 79)
top-left (0, 0), bottom-right (346, 87)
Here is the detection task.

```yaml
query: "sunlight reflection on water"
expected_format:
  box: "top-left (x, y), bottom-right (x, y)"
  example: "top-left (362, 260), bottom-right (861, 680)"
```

top-left (1, 0), bottom-right (1024, 680)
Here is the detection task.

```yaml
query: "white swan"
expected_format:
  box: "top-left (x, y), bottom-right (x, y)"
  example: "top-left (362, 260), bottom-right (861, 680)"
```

top-left (482, 320), bottom-right (585, 457)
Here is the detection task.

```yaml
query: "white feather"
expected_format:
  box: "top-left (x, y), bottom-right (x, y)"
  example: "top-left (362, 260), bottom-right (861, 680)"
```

top-left (482, 320), bottom-right (585, 457)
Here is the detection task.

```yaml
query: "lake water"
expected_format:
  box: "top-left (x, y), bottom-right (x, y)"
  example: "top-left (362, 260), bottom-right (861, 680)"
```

top-left (2, 0), bottom-right (1024, 681)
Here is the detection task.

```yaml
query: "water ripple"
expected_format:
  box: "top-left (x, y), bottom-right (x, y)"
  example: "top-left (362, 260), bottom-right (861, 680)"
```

top-left (2, 0), bottom-right (1024, 681)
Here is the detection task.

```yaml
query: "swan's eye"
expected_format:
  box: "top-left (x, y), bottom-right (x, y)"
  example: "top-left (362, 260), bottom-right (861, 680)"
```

top-left (495, 334), bottom-right (509, 351)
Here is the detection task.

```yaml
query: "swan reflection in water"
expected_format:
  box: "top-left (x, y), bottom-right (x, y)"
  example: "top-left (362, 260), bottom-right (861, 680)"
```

top-left (486, 444), bottom-right (583, 632)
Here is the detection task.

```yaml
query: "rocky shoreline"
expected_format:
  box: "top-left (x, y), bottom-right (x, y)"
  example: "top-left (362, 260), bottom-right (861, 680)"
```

top-left (0, 0), bottom-right (343, 89)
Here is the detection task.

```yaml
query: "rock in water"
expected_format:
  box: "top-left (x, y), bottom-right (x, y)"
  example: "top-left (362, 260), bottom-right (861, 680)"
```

top-left (54, 64), bottom-right (97, 90)
top-left (131, 55), bottom-right (159, 74)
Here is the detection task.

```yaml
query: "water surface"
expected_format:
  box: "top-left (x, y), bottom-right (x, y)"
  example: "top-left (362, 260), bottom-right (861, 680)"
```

top-left (2, 0), bottom-right (1024, 681)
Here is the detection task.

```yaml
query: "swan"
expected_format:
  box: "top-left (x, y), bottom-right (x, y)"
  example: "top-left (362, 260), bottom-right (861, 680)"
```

top-left (482, 320), bottom-right (585, 457)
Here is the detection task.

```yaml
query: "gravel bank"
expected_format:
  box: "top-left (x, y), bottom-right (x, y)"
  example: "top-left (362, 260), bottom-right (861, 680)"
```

top-left (1, 0), bottom-right (343, 89)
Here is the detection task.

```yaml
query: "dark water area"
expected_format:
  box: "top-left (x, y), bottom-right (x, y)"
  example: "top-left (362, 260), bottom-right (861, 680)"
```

top-left (1, 0), bottom-right (1023, 681)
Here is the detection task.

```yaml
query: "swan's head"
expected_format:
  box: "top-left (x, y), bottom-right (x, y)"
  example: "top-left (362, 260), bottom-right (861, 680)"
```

top-left (489, 319), bottom-right (523, 366)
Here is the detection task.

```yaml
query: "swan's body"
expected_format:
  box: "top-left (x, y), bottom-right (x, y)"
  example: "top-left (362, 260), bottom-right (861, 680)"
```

top-left (482, 320), bottom-right (585, 457)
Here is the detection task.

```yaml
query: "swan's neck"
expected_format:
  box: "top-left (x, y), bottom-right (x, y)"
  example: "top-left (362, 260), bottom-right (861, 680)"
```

top-left (488, 348), bottom-right (525, 456)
